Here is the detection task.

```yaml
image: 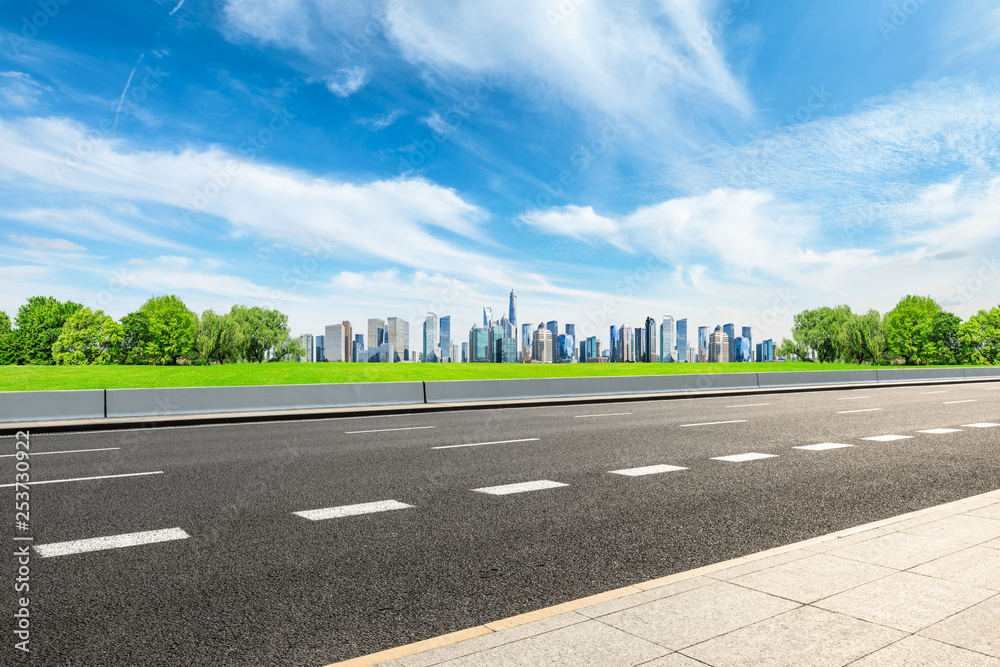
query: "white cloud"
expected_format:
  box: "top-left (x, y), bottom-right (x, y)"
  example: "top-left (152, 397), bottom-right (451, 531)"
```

top-left (521, 205), bottom-right (627, 249)
top-left (358, 109), bottom-right (404, 130)
top-left (325, 66), bottom-right (367, 97)
top-left (222, 0), bottom-right (312, 51)
top-left (7, 235), bottom-right (85, 252)
top-left (0, 72), bottom-right (46, 109)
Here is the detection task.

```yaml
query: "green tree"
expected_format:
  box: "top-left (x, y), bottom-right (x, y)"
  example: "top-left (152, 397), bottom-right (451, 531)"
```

top-left (117, 311), bottom-right (156, 364)
top-left (884, 295), bottom-right (942, 365)
top-left (269, 336), bottom-right (306, 362)
top-left (52, 308), bottom-right (123, 365)
top-left (791, 305), bottom-right (853, 362)
top-left (229, 305), bottom-right (295, 362)
top-left (926, 311), bottom-right (965, 365)
top-left (138, 295), bottom-right (198, 364)
top-left (14, 296), bottom-right (83, 365)
top-left (0, 311), bottom-right (16, 365)
top-left (196, 309), bottom-right (239, 364)
top-left (839, 309), bottom-right (886, 364)
top-left (775, 338), bottom-right (798, 360)
top-left (960, 307), bottom-right (1000, 365)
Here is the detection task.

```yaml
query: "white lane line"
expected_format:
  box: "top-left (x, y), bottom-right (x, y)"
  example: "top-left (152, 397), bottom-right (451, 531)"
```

top-left (680, 420), bottom-right (748, 427)
top-left (433, 438), bottom-right (540, 450)
top-left (794, 443), bottom-right (854, 451)
top-left (294, 500), bottom-right (413, 521)
top-left (863, 435), bottom-right (913, 442)
top-left (963, 423), bottom-right (1000, 428)
top-left (837, 397), bottom-right (871, 400)
top-left (837, 408), bottom-right (883, 414)
top-left (921, 391), bottom-right (946, 394)
top-left (726, 403), bottom-right (770, 408)
top-left (344, 426), bottom-right (435, 434)
top-left (918, 428), bottom-right (963, 434)
top-left (712, 453), bottom-right (777, 463)
top-left (34, 528), bottom-right (189, 558)
top-left (0, 447), bottom-right (120, 458)
top-left (610, 464), bottom-right (688, 476)
top-left (574, 412), bottom-right (633, 418)
top-left (473, 480), bottom-right (568, 495)
top-left (944, 400), bottom-right (977, 404)
top-left (0, 471), bottom-right (163, 488)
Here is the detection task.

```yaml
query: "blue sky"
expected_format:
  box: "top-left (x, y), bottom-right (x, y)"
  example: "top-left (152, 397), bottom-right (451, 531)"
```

top-left (2, 0), bottom-right (999, 345)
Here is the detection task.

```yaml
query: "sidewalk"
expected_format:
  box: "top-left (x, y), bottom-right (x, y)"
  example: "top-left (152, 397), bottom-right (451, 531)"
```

top-left (334, 489), bottom-right (1000, 667)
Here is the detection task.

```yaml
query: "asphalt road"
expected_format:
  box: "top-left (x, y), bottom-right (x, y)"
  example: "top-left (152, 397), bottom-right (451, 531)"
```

top-left (4, 381), bottom-right (1000, 665)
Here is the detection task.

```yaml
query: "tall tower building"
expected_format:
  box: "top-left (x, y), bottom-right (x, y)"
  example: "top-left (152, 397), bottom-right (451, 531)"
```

top-left (610, 324), bottom-right (619, 362)
top-left (520, 323), bottom-right (534, 362)
top-left (643, 317), bottom-right (657, 363)
top-left (297, 334), bottom-right (314, 362)
top-left (676, 319), bottom-right (688, 362)
top-left (315, 334), bottom-right (325, 362)
top-left (483, 306), bottom-right (493, 328)
top-left (532, 323), bottom-right (553, 363)
top-left (709, 325), bottom-right (729, 362)
top-left (698, 326), bottom-right (710, 363)
top-left (723, 323), bottom-right (735, 365)
top-left (565, 324), bottom-right (576, 361)
top-left (742, 326), bottom-right (753, 362)
top-left (368, 318), bottom-right (385, 349)
top-left (439, 316), bottom-right (451, 362)
top-left (660, 316), bottom-right (675, 362)
top-left (324, 321), bottom-right (353, 362)
top-left (423, 313), bottom-right (438, 362)
top-left (387, 317), bottom-right (407, 362)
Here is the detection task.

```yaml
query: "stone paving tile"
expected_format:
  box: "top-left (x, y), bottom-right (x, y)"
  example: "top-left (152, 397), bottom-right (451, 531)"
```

top-left (912, 545), bottom-right (1000, 591)
top-left (396, 612), bottom-right (587, 666)
top-left (579, 577), bottom-right (712, 619)
top-left (902, 514), bottom-right (1000, 545)
top-left (729, 553), bottom-right (895, 604)
top-left (431, 620), bottom-right (669, 667)
top-left (680, 606), bottom-right (903, 667)
top-left (850, 635), bottom-right (1000, 666)
top-left (920, 594), bottom-right (1000, 658)
top-left (827, 531), bottom-right (966, 570)
top-left (704, 550), bottom-right (811, 581)
top-left (970, 502), bottom-right (1000, 520)
top-left (600, 581), bottom-right (799, 651)
top-left (638, 654), bottom-right (708, 666)
top-left (801, 526), bottom-right (899, 554)
top-left (814, 571), bottom-right (995, 633)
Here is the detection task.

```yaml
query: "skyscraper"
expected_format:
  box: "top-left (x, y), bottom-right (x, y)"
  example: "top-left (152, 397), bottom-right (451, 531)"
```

top-left (297, 334), bottom-right (314, 362)
top-left (423, 313), bottom-right (438, 362)
top-left (698, 326), bottom-right (710, 363)
top-left (520, 323), bottom-right (534, 362)
top-left (324, 321), bottom-right (353, 362)
top-left (387, 317), bottom-right (407, 362)
top-left (368, 318), bottom-right (385, 350)
top-left (619, 325), bottom-right (635, 362)
top-left (558, 333), bottom-right (575, 362)
top-left (644, 317), bottom-right (657, 363)
top-left (440, 316), bottom-right (451, 362)
top-left (488, 323), bottom-right (503, 362)
top-left (660, 316), bottom-right (675, 362)
top-left (532, 324), bottom-right (553, 363)
top-left (483, 306), bottom-right (493, 327)
top-left (709, 325), bottom-right (729, 362)
top-left (508, 289), bottom-right (517, 355)
top-left (723, 323), bottom-right (735, 364)
top-left (469, 326), bottom-right (489, 362)
top-left (610, 325), bottom-right (619, 362)
top-left (565, 324), bottom-right (576, 361)
top-left (461, 341), bottom-right (469, 363)
top-left (742, 326), bottom-right (752, 362)
top-left (315, 334), bottom-right (325, 362)
top-left (546, 320), bottom-right (558, 345)
top-left (354, 333), bottom-right (365, 361)
top-left (676, 318), bottom-right (688, 363)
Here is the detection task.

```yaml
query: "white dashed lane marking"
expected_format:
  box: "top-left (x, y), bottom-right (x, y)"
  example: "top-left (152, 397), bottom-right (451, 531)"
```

top-left (921, 391), bottom-right (947, 394)
top-left (0, 447), bottom-right (120, 458)
top-left (473, 480), bottom-right (568, 495)
top-left (794, 443), bottom-right (854, 451)
top-left (574, 413), bottom-right (633, 418)
top-left (863, 435), bottom-right (913, 442)
top-left (344, 426), bottom-right (435, 434)
top-left (918, 428), bottom-right (963, 434)
top-left (0, 471), bottom-right (163, 488)
top-left (944, 400), bottom-right (977, 404)
top-left (963, 423), bottom-right (1000, 428)
top-left (837, 408), bottom-right (882, 414)
top-left (726, 403), bottom-right (770, 408)
top-left (610, 464), bottom-right (688, 476)
top-left (836, 397), bottom-right (871, 401)
top-left (433, 438), bottom-right (540, 450)
top-left (34, 528), bottom-right (190, 558)
top-left (680, 420), bottom-right (748, 427)
top-left (712, 453), bottom-right (777, 463)
top-left (294, 500), bottom-right (413, 521)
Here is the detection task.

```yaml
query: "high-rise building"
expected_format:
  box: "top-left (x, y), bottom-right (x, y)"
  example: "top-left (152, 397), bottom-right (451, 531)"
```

top-left (461, 341), bottom-right (469, 363)
top-left (565, 324), bottom-right (576, 361)
top-left (379, 342), bottom-right (394, 363)
top-left (763, 338), bottom-right (775, 362)
top-left (644, 317), bottom-right (658, 363)
top-left (469, 326), bottom-right (489, 362)
top-left (709, 325), bottom-right (729, 362)
top-left (579, 340), bottom-right (587, 362)
top-left (742, 326), bottom-right (752, 362)
top-left (698, 326), bottom-right (710, 363)
top-left (660, 316), bottom-right (675, 362)
top-left (403, 320), bottom-right (410, 361)
top-left (440, 316), bottom-right (451, 362)
top-left (676, 319), bottom-right (688, 362)
top-left (558, 333), bottom-right (575, 362)
top-left (315, 334), bottom-right (325, 362)
top-left (546, 320), bottom-right (558, 347)
top-left (520, 323), bottom-right (534, 362)
top-left (610, 325), bottom-right (619, 362)
top-left (585, 336), bottom-right (601, 362)
top-left (387, 317), bottom-right (407, 362)
top-left (723, 323), bottom-right (735, 364)
top-left (368, 318), bottom-right (385, 350)
top-left (324, 321), bottom-right (353, 362)
top-left (508, 289), bottom-right (517, 355)
top-left (354, 333), bottom-right (365, 361)
top-left (619, 325), bottom-right (635, 362)
top-left (496, 336), bottom-right (517, 363)
top-left (488, 324), bottom-right (503, 362)
top-left (483, 306), bottom-right (493, 328)
top-left (532, 324), bottom-right (553, 363)
top-left (634, 328), bottom-right (644, 362)
top-left (296, 334), bottom-right (314, 363)
top-left (756, 342), bottom-right (763, 363)
top-left (733, 336), bottom-right (752, 362)
top-left (423, 313), bottom-right (438, 362)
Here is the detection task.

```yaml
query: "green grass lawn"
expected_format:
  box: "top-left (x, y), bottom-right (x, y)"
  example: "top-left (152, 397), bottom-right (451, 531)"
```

top-left (0, 360), bottom-right (970, 392)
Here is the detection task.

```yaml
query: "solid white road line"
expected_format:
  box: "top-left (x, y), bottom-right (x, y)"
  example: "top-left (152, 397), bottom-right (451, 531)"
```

top-left (473, 480), bottom-right (568, 495)
top-left (944, 400), bottom-right (977, 404)
top-left (344, 426), bottom-right (435, 434)
top-left (0, 471), bottom-right (163, 488)
top-left (0, 447), bottom-right (120, 458)
top-left (836, 396), bottom-right (871, 400)
top-left (433, 438), bottom-right (540, 450)
top-left (293, 500), bottom-right (413, 521)
top-left (574, 413), bottom-right (633, 418)
top-left (726, 403), bottom-right (770, 408)
top-left (963, 423), bottom-right (1000, 428)
top-left (680, 420), bottom-right (748, 427)
top-left (712, 453), bottom-right (777, 463)
top-left (794, 443), bottom-right (854, 451)
top-left (610, 464), bottom-right (688, 476)
top-left (918, 428), bottom-right (963, 434)
top-left (34, 528), bottom-right (189, 558)
top-left (837, 408), bottom-right (883, 414)
top-left (921, 391), bottom-right (946, 394)
top-left (863, 435), bottom-right (913, 442)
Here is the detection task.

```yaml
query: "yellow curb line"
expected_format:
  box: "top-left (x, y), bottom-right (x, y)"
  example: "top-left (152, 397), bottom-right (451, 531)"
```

top-left (325, 487), bottom-right (1000, 667)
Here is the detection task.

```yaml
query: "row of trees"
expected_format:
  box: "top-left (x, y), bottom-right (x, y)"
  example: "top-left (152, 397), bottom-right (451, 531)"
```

top-left (0, 296), bottom-right (304, 365)
top-left (777, 296), bottom-right (1000, 366)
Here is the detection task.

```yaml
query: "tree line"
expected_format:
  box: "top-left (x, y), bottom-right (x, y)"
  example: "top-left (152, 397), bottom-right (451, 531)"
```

top-left (0, 295), bottom-right (304, 365)
top-left (776, 295), bottom-right (1000, 366)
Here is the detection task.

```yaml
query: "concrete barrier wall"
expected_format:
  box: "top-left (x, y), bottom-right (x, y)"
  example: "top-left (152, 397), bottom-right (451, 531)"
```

top-left (876, 368), bottom-right (967, 382)
top-left (757, 370), bottom-right (878, 387)
top-left (106, 382), bottom-right (425, 418)
top-left (964, 367), bottom-right (1000, 378)
top-left (0, 389), bottom-right (105, 423)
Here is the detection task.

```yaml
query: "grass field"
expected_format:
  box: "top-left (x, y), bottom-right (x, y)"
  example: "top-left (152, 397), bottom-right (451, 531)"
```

top-left (0, 360), bottom-right (971, 392)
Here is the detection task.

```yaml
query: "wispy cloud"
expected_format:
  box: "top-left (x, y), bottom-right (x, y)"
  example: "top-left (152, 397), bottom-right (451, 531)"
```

top-left (7, 234), bottom-right (85, 252)
top-left (325, 66), bottom-right (367, 97)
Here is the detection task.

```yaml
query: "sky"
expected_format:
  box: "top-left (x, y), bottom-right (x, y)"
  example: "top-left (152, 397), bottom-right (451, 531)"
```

top-left (1, 0), bottom-right (1000, 347)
